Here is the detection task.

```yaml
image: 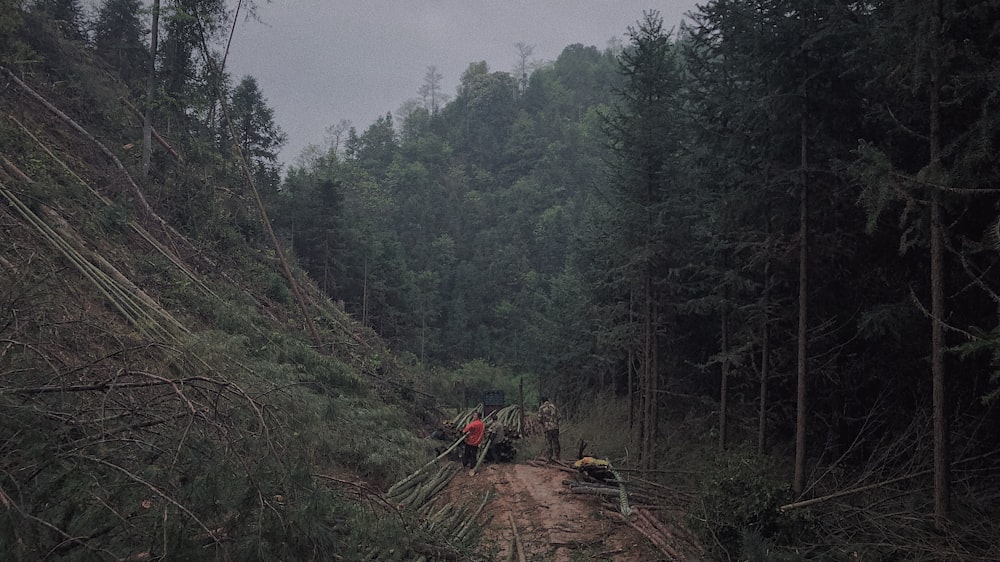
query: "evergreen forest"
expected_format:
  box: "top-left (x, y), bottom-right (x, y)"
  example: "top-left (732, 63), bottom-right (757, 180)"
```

top-left (1, 0), bottom-right (1000, 560)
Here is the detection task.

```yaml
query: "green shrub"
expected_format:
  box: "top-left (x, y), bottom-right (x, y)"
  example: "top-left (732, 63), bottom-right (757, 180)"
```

top-left (691, 447), bottom-right (807, 560)
top-left (426, 359), bottom-right (533, 409)
top-left (97, 201), bottom-right (131, 235)
top-left (265, 273), bottom-right (291, 303)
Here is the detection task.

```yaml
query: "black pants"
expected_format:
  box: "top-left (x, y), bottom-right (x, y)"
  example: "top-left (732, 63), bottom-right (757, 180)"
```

top-left (462, 443), bottom-right (479, 468)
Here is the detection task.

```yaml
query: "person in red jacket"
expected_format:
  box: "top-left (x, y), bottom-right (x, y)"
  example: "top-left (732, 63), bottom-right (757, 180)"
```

top-left (462, 411), bottom-right (486, 472)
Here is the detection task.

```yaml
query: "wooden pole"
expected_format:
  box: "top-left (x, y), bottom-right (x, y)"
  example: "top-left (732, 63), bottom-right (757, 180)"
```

top-left (507, 513), bottom-right (527, 562)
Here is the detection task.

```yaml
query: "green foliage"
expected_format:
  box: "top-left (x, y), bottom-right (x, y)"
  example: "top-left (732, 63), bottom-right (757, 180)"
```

top-left (956, 325), bottom-right (1000, 405)
top-left (426, 359), bottom-right (531, 410)
top-left (225, 75), bottom-right (287, 192)
top-left (91, 0), bottom-right (148, 88)
top-left (0, 0), bottom-right (33, 66)
top-left (264, 271), bottom-right (290, 302)
top-left (31, 0), bottom-right (84, 39)
top-left (320, 397), bottom-right (427, 481)
top-left (691, 448), bottom-right (806, 560)
top-left (0, 9), bottom-right (489, 561)
top-left (275, 32), bottom-right (619, 372)
top-left (11, 0), bottom-right (1000, 556)
top-left (97, 200), bottom-right (131, 235)
top-left (851, 141), bottom-right (902, 234)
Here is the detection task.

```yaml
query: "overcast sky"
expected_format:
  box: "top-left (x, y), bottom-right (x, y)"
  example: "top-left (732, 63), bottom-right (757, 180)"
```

top-left (224, 0), bottom-right (699, 168)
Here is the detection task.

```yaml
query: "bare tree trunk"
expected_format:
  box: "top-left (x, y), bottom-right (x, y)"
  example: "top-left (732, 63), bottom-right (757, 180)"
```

top-left (362, 254), bottom-right (369, 327)
top-left (793, 117), bottom-right (809, 496)
top-left (628, 348), bottom-right (635, 430)
top-left (719, 294), bottom-right (729, 449)
top-left (519, 377), bottom-right (525, 433)
top-left (642, 275), bottom-right (653, 469)
top-left (650, 303), bottom-right (659, 469)
top-left (758, 219), bottom-right (771, 454)
top-left (322, 237), bottom-right (330, 294)
top-left (420, 301), bottom-right (426, 364)
top-left (928, 0), bottom-right (950, 529)
top-left (142, 0), bottom-right (160, 177)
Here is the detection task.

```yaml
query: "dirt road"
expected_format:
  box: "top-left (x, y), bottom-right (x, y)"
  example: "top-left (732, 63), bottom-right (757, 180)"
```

top-left (440, 461), bottom-right (685, 561)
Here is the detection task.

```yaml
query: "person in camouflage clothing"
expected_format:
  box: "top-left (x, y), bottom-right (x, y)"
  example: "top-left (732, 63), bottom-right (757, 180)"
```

top-left (537, 397), bottom-right (560, 462)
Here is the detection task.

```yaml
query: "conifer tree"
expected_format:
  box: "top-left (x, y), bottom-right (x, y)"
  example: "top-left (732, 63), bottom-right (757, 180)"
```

top-left (226, 75), bottom-right (287, 192)
top-left (92, 0), bottom-right (148, 88)
top-left (685, 0), bottom-right (876, 481)
top-left (33, 0), bottom-right (84, 38)
top-left (142, 0), bottom-right (159, 176)
top-left (603, 11), bottom-right (685, 468)
top-left (0, 0), bottom-right (30, 65)
top-left (853, 0), bottom-right (1000, 528)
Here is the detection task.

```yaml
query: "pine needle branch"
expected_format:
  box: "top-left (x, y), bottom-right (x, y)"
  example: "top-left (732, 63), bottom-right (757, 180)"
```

top-left (72, 453), bottom-right (225, 552)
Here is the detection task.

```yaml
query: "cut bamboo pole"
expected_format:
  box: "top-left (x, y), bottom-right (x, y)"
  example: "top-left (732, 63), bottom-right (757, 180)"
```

top-left (1, 66), bottom-right (182, 244)
top-left (779, 468), bottom-right (933, 512)
top-left (455, 489), bottom-right (492, 541)
top-left (387, 433), bottom-right (466, 497)
top-left (7, 94), bottom-right (214, 298)
top-left (618, 512), bottom-right (677, 560)
top-left (0, 182), bottom-right (181, 342)
top-left (507, 512), bottom-right (527, 562)
top-left (471, 434), bottom-right (493, 474)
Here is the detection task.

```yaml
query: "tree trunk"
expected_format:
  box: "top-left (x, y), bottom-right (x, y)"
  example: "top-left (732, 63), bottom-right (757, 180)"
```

top-left (793, 117), bottom-right (809, 496)
top-left (142, 0), bottom-right (160, 177)
top-left (719, 294), bottom-right (729, 449)
top-left (928, 0), bottom-right (950, 529)
top-left (642, 273), bottom-right (654, 469)
top-left (651, 302), bottom-right (659, 469)
top-left (519, 377), bottom-right (525, 433)
top-left (628, 347), bottom-right (635, 430)
top-left (758, 220), bottom-right (771, 454)
top-left (362, 254), bottom-right (369, 327)
top-left (322, 236), bottom-right (330, 294)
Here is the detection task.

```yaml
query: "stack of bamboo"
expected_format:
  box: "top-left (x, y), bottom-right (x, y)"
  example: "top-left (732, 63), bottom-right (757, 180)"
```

top-left (372, 434), bottom-right (493, 560)
top-left (447, 404), bottom-right (523, 469)
top-left (358, 489), bottom-right (493, 561)
top-left (386, 433), bottom-right (467, 509)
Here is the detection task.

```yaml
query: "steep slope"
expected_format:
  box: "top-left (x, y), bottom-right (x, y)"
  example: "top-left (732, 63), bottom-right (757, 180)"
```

top-left (0, 14), bottom-right (450, 561)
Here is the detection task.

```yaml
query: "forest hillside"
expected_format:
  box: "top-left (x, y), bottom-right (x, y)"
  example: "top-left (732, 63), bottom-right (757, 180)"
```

top-left (0, 4), bottom-right (467, 560)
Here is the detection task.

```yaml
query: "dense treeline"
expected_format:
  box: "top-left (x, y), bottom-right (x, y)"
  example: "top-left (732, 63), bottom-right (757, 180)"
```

top-left (275, 1), bottom-right (1000, 557)
top-left (277, 45), bottom-right (620, 368)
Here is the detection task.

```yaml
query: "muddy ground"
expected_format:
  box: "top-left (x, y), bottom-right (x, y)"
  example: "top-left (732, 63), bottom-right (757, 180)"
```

top-left (435, 461), bottom-right (703, 561)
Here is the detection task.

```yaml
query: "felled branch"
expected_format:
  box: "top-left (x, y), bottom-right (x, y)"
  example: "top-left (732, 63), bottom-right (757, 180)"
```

top-left (6, 374), bottom-right (227, 395)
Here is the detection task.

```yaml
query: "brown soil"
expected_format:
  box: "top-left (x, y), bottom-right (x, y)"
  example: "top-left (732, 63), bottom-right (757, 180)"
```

top-left (437, 461), bottom-right (693, 561)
